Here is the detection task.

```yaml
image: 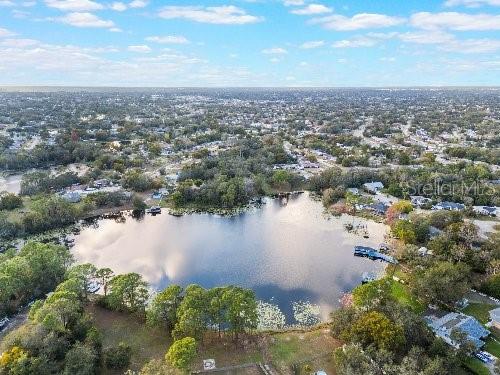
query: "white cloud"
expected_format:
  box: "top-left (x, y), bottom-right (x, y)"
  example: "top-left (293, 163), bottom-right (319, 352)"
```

top-left (291, 4), bottom-right (332, 15)
top-left (332, 37), bottom-right (377, 48)
top-left (58, 12), bottom-right (115, 28)
top-left (410, 12), bottom-right (500, 30)
top-left (312, 13), bottom-right (405, 31)
top-left (300, 40), bottom-right (325, 49)
top-left (0, 0), bottom-right (15, 6)
top-left (283, 0), bottom-right (304, 5)
top-left (0, 28), bottom-right (15, 37)
top-left (398, 31), bottom-right (456, 44)
top-left (270, 57), bottom-right (280, 63)
top-left (44, 0), bottom-right (103, 11)
top-left (398, 30), bottom-right (500, 53)
top-left (0, 39), bottom-right (212, 86)
top-left (442, 38), bottom-right (500, 53)
top-left (127, 44), bottom-right (151, 53)
top-left (158, 5), bottom-right (262, 25)
top-left (110, 1), bottom-right (127, 11)
top-left (0, 38), bottom-right (38, 47)
top-left (129, 0), bottom-right (147, 8)
top-left (444, 0), bottom-right (500, 7)
top-left (262, 47), bottom-right (288, 54)
top-left (146, 35), bottom-right (189, 44)
top-left (109, 0), bottom-right (146, 11)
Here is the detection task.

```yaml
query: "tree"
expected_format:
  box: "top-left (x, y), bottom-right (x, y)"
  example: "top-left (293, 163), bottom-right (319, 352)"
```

top-left (165, 337), bottom-right (197, 372)
top-left (333, 344), bottom-right (379, 375)
top-left (392, 200), bottom-right (413, 214)
top-left (95, 268), bottom-right (114, 297)
top-left (0, 193), bottom-right (23, 210)
top-left (66, 263), bottom-right (97, 301)
top-left (107, 273), bottom-right (149, 313)
top-left (207, 287), bottom-right (228, 338)
top-left (412, 262), bottom-right (470, 306)
top-left (352, 279), bottom-right (394, 309)
top-left (63, 343), bottom-right (98, 375)
top-left (104, 342), bottom-right (132, 370)
top-left (132, 196), bottom-right (147, 211)
top-left (483, 274), bottom-right (500, 299)
top-left (330, 307), bottom-right (356, 338)
top-left (391, 220), bottom-right (417, 244)
top-left (348, 311), bottom-right (405, 351)
top-left (173, 285), bottom-right (207, 341)
top-left (0, 242), bottom-right (72, 314)
top-left (450, 328), bottom-right (476, 356)
top-left (222, 287), bottom-right (258, 340)
top-left (147, 285), bottom-right (183, 331)
top-left (31, 291), bottom-right (82, 333)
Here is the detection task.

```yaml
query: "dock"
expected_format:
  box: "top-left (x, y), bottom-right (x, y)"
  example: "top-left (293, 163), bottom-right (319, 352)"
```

top-left (354, 246), bottom-right (398, 264)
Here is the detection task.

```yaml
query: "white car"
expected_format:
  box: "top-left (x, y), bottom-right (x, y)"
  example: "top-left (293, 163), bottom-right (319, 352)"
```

top-left (475, 352), bottom-right (494, 364)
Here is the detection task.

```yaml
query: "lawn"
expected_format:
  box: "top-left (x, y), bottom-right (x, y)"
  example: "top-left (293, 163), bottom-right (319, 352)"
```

top-left (267, 328), bottom-right (340, 375)
top-left (86, 304), bottom-right (172, 374)
top-left (463, 303), bottom-right (495, 324)
top-left (462, 357), bottom-right (490, 375)
top-left (388, 278), bottom-right (426, 314)
top-left (484, 337), bottom-right (500, 358)
top-left (87, 304), bottom-right (340, 375)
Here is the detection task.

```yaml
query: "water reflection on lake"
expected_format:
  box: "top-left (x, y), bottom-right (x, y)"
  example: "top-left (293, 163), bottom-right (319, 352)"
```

top-left (72, 193), bottom-right (387, 323)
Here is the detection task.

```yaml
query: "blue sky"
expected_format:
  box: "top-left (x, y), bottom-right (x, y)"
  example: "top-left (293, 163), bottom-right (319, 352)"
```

top-left (0, 0), bottom-right (499, 86)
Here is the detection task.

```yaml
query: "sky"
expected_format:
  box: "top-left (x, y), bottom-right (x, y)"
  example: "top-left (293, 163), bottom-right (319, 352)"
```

top-left (0, 0), bottom-right (499, 86)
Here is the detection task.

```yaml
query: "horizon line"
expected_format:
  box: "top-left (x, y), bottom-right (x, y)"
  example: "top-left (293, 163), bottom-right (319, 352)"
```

top-left (1, 85), bottom-right (500, 91)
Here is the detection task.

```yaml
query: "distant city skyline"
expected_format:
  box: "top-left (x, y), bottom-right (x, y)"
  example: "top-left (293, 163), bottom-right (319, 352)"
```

top-left (0, 0), bottom-right (499, 86)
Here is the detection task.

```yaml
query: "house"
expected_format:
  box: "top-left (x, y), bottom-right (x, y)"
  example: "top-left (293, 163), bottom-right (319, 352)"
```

top-left (489, 307), bottom-right (500, 330)
top-left (363, 181), bottom-right (384, 194)
top-left (367, 202), bottom-right (389, 215)
top-left (426, 312), bottom-right (490, 350)
top-left (473, 206), bottom-right (497, 217)
top-left (432, 201), bottom-right (465, 211)
top-left (410, 195), bottom-right (432, 207)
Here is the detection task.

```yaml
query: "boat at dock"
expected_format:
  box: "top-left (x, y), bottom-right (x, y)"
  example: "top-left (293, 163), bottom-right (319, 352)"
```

top-left (354, 246), bottom-right (398, 264)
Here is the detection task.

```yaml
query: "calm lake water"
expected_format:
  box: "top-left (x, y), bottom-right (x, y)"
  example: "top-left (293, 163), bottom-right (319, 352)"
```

top-left (72, 193), bottom-right (387, 323)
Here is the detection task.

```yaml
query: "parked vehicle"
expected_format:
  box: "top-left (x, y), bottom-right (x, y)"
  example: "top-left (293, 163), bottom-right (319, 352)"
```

top-left (0, 317), bottom-right (10, 331)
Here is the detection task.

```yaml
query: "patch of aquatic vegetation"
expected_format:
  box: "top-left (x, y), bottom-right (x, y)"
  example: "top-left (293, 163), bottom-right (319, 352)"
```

top-left (257, 300), bottom-right (322, 329)
top-left (292, 301), bottom-right (321, 326)
top-left (257, 301), bottom-right (286, 330)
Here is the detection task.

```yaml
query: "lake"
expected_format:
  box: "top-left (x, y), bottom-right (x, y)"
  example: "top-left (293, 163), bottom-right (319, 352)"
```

top-left (72, 193), bottom-right (387, 325)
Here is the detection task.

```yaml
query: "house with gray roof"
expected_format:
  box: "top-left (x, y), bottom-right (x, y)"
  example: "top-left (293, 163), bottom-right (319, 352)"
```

top-left (363, 181), bottom-right (384, 194)
top-left (426, 312), bottom-right (490, 350)
top-left (432, 201), bottom-right (465, 211)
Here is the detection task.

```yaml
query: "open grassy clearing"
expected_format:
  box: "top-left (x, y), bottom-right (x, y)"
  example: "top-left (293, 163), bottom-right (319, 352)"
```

top-left (462, 357), bottom-right (490, 375)
top-left (86, 304), bottom-right (172, 374)
top-left (463, 303), bottom-right (496, 325)
top-left (86, 304), bottom-right (340, 374)
top-left (388, 278), bottom-right (426, 314)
